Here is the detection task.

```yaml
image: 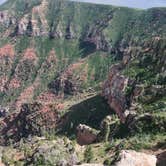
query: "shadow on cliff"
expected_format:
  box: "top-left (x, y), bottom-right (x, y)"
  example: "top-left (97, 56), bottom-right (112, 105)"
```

top-left (79, 41), bottom-right (97, 57)
top-left (157, 151), bottom-right (166, 166)
top-left (59, 95), bottom-right (112, 137)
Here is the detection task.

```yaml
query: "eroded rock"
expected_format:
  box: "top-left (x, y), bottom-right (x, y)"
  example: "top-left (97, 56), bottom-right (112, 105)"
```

top-left (102, 64), bottom-right (135, 123)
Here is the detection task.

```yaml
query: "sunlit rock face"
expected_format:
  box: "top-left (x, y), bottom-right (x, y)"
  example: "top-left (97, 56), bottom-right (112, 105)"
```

top-left (102, 64), bottom-right (134, 123)
top-left (114, 150), bottom-right (157, 166)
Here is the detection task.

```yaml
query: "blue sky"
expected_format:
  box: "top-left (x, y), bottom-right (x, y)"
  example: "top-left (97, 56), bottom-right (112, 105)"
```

top-left (0, 0), bottom-right (166, 9)
top-left (72, 0), bottom-right (166, 9)
top-left (0, 0), bottom-right (6, 5)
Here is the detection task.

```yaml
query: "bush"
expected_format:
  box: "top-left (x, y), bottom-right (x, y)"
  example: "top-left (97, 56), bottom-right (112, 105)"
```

top-left (84, 146), bottom-right (94, 163)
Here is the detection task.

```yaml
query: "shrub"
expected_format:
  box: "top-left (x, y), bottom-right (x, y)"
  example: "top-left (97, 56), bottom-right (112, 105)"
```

top-left (84, 146), bottom-right (94, 163)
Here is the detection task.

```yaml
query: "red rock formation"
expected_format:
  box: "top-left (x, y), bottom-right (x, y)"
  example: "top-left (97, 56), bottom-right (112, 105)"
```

top-left (8, 78), bottom-right (21, 89)
top-left (37, 91), bottom-right (58, 104)
top-left (102, 64), bottom-right (133, 123)
top-left (25, 104), bottom-right (59, 135)
top-left (0, 103), bottom-right (60, 145)
top-left (38, 49), bottom-right (57, 75)
top-left (15, 85), bottom-right (35, 109)
top-left (48, 59), bottom-right (88, 98)
top-left (0, 111), bottom-right (22, 145)
top-left (0, 44), bottom-right (15, 58)
top-left (23, 48), bottom-right (38, 62)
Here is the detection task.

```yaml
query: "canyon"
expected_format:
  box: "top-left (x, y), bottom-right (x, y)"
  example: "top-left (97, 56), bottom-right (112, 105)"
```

top-left (0, 0), bottom-right (165, 165)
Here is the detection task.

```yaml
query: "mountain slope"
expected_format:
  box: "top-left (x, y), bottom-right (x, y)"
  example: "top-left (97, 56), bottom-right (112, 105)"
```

top-left (0, 0), bottom-right (165, 109)
top-left (0, 0), bottom-right (165, 165)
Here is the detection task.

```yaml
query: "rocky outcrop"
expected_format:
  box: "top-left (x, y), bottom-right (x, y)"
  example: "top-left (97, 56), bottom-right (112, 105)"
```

top-left (0, 10), bottom-right (16, 27)
top-left (80, 11), bottom-right (114, 55)
top-left (49, 78), bottom-right (75, 96)
top-left (2, 0), bottom-right (76, 38)
top-left (102, 64), bottom-right (135, 123)
top-left (1, 0), bottom-right (115, 51)
top-left (48, 60), bottom-right (88, 97)
top-left (102, 37), bottom-right (166, 125)
top-left (113, 150), bottom-right (157, 166)
top-left (77, 124), bottom-right (99, 145)
top-left (11, 0), bottom-right (49, 36)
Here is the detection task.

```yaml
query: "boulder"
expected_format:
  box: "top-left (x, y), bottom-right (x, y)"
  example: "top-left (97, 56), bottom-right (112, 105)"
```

top-left (77, 124), bottom-right (99, 145)
top-left (114, 150), bottom-right (157, 166)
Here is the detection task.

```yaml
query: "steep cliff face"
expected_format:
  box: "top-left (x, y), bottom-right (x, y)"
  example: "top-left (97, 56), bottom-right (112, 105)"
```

top-left (14, 0), bottom-right (49, 36)
top-left (103, 37), bottom-right (166, 123)
top-left (102, 64), bottom-right (134, 123)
